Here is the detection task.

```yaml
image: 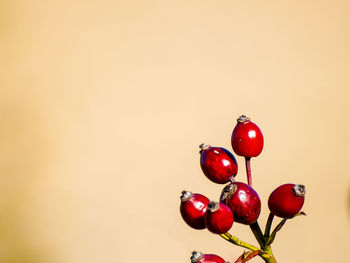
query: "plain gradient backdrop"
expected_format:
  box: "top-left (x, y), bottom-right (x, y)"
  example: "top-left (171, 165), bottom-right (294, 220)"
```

top-left (1, 1), bottom-right (350, 262)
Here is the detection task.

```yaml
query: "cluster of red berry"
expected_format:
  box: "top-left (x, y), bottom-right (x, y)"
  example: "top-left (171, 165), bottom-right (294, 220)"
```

top-left (180, 115), bottom-right (306, 263)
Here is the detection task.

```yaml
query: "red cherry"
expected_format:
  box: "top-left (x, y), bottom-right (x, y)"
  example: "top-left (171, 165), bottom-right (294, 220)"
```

top-left (268, 184), bottom-right (305, 218)
top-left (231, 115), bottom-right (264, 158)
top-left (205, 201), bottom-right (234, 234)
top-left (190, 251), bottom-right (226, 263)
top-left (220, 182), bottom-right (261, 225)
top-left (180, 191), bottom-right (210, 229)
top-left (199, 144), bottom-right (238, 184)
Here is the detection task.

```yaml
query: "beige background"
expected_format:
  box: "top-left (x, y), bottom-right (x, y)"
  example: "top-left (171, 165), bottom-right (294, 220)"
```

top-left (1, 1), bottom-right (350, 262)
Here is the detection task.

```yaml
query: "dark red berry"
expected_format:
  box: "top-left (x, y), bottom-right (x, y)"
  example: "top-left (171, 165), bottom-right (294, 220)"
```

top-left (180, 191), bottom-right (210, 229)
top-left (205, 201), bottom-right (234, 234)
top-left (268, 184), bottom-right (305, 218)
top-left (199, 144), bottom-right (238, 184)
top-left (220, 182), bottom-right (261, 225)
top-left (231, 115), bottom-right (264, 158)
top-left (190, 251), bottom-right (226, 263)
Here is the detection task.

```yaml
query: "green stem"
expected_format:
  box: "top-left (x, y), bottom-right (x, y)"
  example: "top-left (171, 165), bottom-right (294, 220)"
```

top-left (249, 221), bottom-right (265, 249)
top-left (220, 233), bottom-right (261, 252)
top-left (221, 233), bottom-right (277, 263)
top-left (264, 213), bottom-right (275, 240)
top-left (261, 246), bottom-right (277, 263)
top-left (266, 218), bottom-right (287, 247)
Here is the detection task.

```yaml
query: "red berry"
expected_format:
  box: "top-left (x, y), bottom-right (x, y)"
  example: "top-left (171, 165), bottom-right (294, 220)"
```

top-left (180, 191), bottom-right (210, 229)
top-left (268, 184), bottom-right (305, 218)
top-left (205, 201), bottom-right (234, 234)
top-left (199, 144), bottom-right (238, 184)
top-left (231, 115), bottom-right (264, 158)
top-left (190, 251), bottom-right (226, 263)
top-left (220, 182), bottom-right (261, 225)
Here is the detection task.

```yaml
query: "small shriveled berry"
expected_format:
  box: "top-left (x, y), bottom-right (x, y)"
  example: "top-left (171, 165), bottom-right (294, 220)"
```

top-left (268, 184), bottom-right (305, 218)
top-left (231, 115), bottom-right (264, 158)
top-left (220, 182), bottom-right (261, 225)
top-left (205, 201), bottom-right (234, 234)
top-left (199, 144), bottom-right (238, 184)
top-left (190, 251), bottom-right (227, 263)
top-left (180, 191), bottom-right (210, 229)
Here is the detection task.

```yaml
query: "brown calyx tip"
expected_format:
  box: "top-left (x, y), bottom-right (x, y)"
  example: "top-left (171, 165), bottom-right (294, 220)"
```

top-left (220, 183), bottom-right (238, 202)
top-left (208, 201), bottom-right (220, 212)
top-left (237, 115), bottom-right (250, 123)
top-left (180, 190), bottom-right (193, 202)
top-left (293, 184), bottom-right (306, 197)
top-left (199, 143), bottom-right (211, 153)
top-left (191, 251), bottom-right (203, 262)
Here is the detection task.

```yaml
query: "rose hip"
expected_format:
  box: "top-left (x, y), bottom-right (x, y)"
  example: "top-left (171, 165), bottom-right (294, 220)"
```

top-left (205, 201), bottom-right (234, 234)
top-left (190, 251), bottom-right (226, 263)
top-left (180, 191), bottom-right (210, 229)
top-left (199, 144), bottom-right (238, 184)
top-left (268, 183), bottom-right (305, 218)
top-left (231, 115), bottom-right (264, 158)
top-left (220, 182), bottom-right (261, 225)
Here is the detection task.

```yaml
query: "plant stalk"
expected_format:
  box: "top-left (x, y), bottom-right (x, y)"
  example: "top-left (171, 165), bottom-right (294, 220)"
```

top-left (261, 246), bottom-right (277, 263)
top-left (249, 221), bottom-right (265, 249)
top-left (245, 157), bottom-right (252, 186)
top-left (264, 213), bottom-right (275, 240)
top-left (220, 233), bottom-right (260, 252)
top-left (221, 233), bottom-right (277, 263)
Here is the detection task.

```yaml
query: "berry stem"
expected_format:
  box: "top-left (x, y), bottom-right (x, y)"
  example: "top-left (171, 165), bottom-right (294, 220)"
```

top-left (245, 157), bottom-right (252, 186)
top-left (261, 246), bottom-right (277, 263)
top-left (221, 233), bottom-right (277, 263)
top-left (249, 221), bottom-right (265, 249)
top-left (220, 233), bottom-right (260, 252)
top-left (264, 213), bottom-right (275, 240)
top-left (265, 218), bottom-right (288, 247)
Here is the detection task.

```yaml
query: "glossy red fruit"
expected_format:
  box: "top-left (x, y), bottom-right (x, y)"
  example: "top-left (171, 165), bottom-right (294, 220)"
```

top-left (231, 115), bottom-right (264, 158)
top-left (190, 251), bottom-right (227, 263)
top-left (199, 144), bottom-right (238, 184)
top-left (205, 201), bottom-right (234, 234)
top-left (220, 182), bottom-right (261, 225)
top-left (180, 191), bottom-right (210, 229)
top-left (268, 184), bottom-right (305, 218)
